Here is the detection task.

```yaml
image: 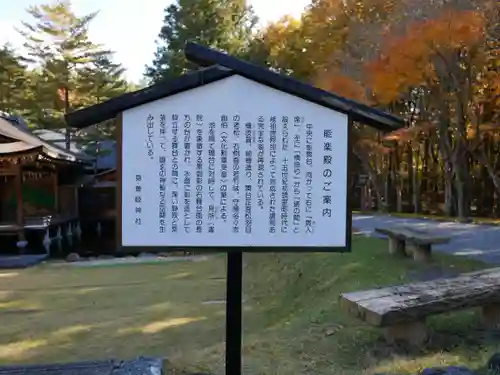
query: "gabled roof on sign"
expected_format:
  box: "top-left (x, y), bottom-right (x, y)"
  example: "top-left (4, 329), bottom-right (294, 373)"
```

top-left (184, 43), bottom-right (404, 131)
top-left (65, 43), bottom-right (405, 131)
top-left (65, 65), bottom-right (233, 129)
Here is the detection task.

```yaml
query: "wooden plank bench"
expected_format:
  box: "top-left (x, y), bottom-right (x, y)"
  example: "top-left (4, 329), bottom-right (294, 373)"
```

top-left (340, 267), bottom-right (500, 346)
top-left (374, 226), bottom-right (450, 262)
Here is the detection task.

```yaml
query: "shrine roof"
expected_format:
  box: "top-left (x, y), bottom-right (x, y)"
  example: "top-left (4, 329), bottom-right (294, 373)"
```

top-left (0, 115), bottom-right (92, 164)
top-left (65, 43), bottom-right (405, 132)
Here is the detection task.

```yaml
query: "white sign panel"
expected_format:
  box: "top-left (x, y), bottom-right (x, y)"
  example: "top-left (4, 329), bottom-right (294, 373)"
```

top-left (121, 75), bottom-right (349, 248)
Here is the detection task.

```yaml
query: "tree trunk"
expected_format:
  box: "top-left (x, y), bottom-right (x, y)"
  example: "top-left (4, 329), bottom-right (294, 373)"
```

top-left (422, 139), bottom-right (429, 212)
top-left (353, 146), bottom-right (387, 212)
top-left (360, 185), bottom-right (368, 211)
top-left (422, 138), bottom-right (429, 193)
top-left (64, 87), bottom-right (71, 150)
top-left (452, 137), bottom-right (469, 220)
top-left (436, 110), bottom-right (455, 217)
top-left (395, 147), bottom-right (403, 212)
top-left (386, 152), bottom-right (394, 211)
top-left (475, 145), bottom-right (500, 201)
top-left (412, 146), bottom-right (421, 213)
top-left (454, 176), bottom-right (466, 219)
top-left (444, 163), bottom-right (454, 216)
top-left (407, 143), bottom-right (413, 212)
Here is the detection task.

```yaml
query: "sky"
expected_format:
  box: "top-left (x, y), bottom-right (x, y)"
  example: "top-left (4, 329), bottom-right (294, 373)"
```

top-left (0, 0), bottom-right (311, 83)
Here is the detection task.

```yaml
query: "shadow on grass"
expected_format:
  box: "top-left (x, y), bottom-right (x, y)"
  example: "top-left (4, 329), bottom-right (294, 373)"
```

top-left (241, 236), bottom-right (497, 375)
top-left (0, 258), bottom-right (229, 374)
top-left (0, 315), bottom-right (226, 373)
top-left (0, 238), bottom-right (499, 375)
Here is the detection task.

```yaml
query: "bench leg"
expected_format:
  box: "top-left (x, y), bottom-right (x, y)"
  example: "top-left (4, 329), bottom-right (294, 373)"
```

top-left (482, 303), bottom-right (500, 329)
top-left (384, 320), bottom-right (427, 346)
top-left (389, 237), bottom-right (406, 256)
top-left (412, 244), bottom-right (432, 262)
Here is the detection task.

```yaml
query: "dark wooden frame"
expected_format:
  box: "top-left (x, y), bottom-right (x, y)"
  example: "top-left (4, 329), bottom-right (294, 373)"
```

top-left (116, 113), bottom-right (123, 254)
top-left (64, 43), bottom-right (405, 255)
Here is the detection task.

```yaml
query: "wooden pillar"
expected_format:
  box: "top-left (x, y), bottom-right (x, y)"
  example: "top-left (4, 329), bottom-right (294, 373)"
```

top-left (388, 237), bottom-right (406, 256)
top-left (15, 164), bottom-right (25, 242)
top-left (53, 170), bottom-right (59, 214)
top-left (74, 185), bottom-right (79, 217)
top-left (412, 244), bottom-right (432, 262)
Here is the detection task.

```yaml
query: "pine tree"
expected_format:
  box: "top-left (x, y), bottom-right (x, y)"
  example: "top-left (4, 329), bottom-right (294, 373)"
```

top-left (77, 56), bottom-right (128, 107)
top-left (17, 0), bottom-right (110, 148)
top-left (74, 56), bottom-right (130, 150)
top-left (0, 44), bottom-right (29, 115)
top-left (145, 0), bottom-right (258, 82)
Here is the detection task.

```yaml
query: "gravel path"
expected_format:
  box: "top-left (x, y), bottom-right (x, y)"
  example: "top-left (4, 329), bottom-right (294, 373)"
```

top-left (353, 213), bottom-right (500, 264)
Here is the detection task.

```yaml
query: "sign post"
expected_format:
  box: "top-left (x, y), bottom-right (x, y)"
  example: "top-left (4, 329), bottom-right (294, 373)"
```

top-left (226, 251), bottom-right (243, 375)
top-left (64, 42), bottom-right (403, 375)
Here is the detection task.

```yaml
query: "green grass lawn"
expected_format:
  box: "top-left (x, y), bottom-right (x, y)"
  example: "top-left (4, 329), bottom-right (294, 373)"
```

top-left (0, 237), bottom-right (496, 375)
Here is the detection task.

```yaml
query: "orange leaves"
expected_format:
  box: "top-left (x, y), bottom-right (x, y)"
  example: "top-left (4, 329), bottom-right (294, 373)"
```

top-left (364, 28), bottom-right (436, 103)
top-left (407, 10), bottom-right (483, 51)
top-left (383, 122), bottom-right (436, 144)
top-left (357, 137), bottom-right (392, 155)
top-left (467, 124), bottom-right (500, 140)
top-left (315, 70), bottom-right (367, 103)
top-left (365, 51), bottom-right (430, 104)
top-left (365, 9), bottom-right (487, 104)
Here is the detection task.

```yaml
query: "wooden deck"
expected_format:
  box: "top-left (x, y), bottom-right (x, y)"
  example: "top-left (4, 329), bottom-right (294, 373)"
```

top-left (0, 214), bottom-right (82, 255)
top-left (0, 215), bottom-right (79, 234)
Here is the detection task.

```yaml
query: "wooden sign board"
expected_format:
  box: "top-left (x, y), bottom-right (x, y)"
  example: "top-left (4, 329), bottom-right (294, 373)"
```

top-left (65, 42), bottom-right (404, 375)
top-left (66, 43), bottom-right (403, 254)
top-left (119, 75), bottom-right (350, 251)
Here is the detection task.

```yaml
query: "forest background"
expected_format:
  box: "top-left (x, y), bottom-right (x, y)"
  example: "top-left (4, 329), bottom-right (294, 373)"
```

top-left (1, 0), bottom-right (499, 220)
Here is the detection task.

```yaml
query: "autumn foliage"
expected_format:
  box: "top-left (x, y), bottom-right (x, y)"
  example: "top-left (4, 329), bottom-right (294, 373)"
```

top-left (315, 70), bottom-right (367, 103)
top-left (366, 9), bottom-right (486, 104)
top-left (2, 0), bottom-right (500, 219)
top-left (253, 0), bottom-right (500, 217)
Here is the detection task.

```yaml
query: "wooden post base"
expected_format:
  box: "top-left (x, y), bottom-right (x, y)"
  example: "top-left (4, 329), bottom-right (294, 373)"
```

top-left (389, 237), bottom-right (406, 256)
top-left (384, 320), bottom-right (427, 346)
top-left (482, 303), bottom-right (500, 329)
top-left (17, 231), bottom-right (26, 254)
top-left (412, 244), bottom-right (432, 262)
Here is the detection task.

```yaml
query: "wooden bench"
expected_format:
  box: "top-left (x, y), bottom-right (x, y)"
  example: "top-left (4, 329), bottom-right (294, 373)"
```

top-left (340, 267), bottom-right (500, 346)
top-left (374, 226), bottom-right (450, 262)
